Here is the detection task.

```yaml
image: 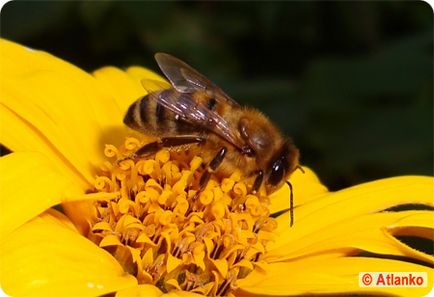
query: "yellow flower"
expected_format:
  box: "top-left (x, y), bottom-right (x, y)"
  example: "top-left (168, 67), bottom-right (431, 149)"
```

top-left (0, 38), bottom-right (433, 297)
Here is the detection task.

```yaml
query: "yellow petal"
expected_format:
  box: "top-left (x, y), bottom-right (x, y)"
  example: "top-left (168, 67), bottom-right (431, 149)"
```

top-left (269, 166), bottom-right (328, 215)
top-left (238, 255), bottom-right (433, 296)
top-left (91, 65), bottom-right (169, 149)
top-left (388, 211), bottom-right (434, 239)
top-left (270, 176), bottom-right (434, 252)
top-left (41, 208), bottom-right (79, 232)
top-left (62, 200), bottom-right (97, 235)
top-left (126, 66), bottom-right (168, 89)
top-left (0, 38), bottom-right (124, 186)
top-left (0, 152), bottom-right (82, 239)
top-left (92, 66), bottom-right (164, 121)
top-left (0, 210), bottom-right (137, 296)
top-left (116, 284), bottom-right (163, 297)
top-left (267, 210), bottom-right (434, 265)
top-left (0, 103), bottom-right (89, 189)
top-left (390, 210), bottom-right (434, 228)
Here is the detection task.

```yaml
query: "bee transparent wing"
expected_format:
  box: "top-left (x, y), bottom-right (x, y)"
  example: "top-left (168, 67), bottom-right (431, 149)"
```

top-left (156, 89), bottom-right (243, 148)
top-left (155, 53), bottom-right (240, 107)
top-left (141, 79), bottom-right (171, 94)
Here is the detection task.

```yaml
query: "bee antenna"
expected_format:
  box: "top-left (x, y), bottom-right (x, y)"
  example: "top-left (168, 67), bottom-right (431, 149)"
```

top-left (285, 181), bottom-right (294, 227)
top-left (296, 165), bottom-right (305, 174)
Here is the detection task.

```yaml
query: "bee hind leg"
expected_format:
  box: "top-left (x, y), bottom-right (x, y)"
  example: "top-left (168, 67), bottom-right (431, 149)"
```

top-left (117, 135), bottom-right (205, 165)
top-left (135, 135), bottom-right (205, 157)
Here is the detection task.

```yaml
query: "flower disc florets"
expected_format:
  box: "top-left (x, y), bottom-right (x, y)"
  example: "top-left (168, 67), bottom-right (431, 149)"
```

top-left (88, 137), bottom-right (277, 296)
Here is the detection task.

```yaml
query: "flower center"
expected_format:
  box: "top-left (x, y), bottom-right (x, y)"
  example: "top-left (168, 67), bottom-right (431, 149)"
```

top-left (87, 137), bottom-right (277, 296)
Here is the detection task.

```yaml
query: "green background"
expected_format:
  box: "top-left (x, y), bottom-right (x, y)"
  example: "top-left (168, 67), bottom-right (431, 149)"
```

top-left (1, 1), bottom-right (432, 190)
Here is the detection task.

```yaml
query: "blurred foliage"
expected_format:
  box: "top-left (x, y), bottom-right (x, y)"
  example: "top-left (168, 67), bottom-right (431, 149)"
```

top-left (1, 1), bottom-right (432, 190)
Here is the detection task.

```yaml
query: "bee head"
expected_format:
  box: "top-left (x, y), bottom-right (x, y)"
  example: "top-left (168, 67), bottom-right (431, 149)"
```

top-left (264, 140), bottom-right (299, 194)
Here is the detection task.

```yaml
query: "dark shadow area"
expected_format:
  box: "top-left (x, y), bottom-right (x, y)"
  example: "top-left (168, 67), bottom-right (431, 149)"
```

top-left (1, 1), bottom-right (432, 190)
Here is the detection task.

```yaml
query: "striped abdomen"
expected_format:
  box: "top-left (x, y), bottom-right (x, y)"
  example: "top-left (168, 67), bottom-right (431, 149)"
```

top-left (124, 89), bottom-right (199, 136)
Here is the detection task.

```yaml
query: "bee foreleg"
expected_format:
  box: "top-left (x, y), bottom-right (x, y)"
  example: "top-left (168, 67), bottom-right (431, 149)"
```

top-left (135, 135), bottom-right (205, 157)
top-left (251, 170), bottom-right (264, 194)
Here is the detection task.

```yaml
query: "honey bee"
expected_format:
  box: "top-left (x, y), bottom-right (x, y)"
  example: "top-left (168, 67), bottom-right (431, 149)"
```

top-left (124, 53), bottom-right (300, 225)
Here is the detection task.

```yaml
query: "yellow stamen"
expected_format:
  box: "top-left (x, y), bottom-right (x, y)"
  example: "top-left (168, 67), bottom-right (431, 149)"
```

top-left (87, 137), bottom-right (277, 296)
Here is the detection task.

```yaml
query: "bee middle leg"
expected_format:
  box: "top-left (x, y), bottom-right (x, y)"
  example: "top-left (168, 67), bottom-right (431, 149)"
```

top-left (198, 147), bottom-right (227, 190)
